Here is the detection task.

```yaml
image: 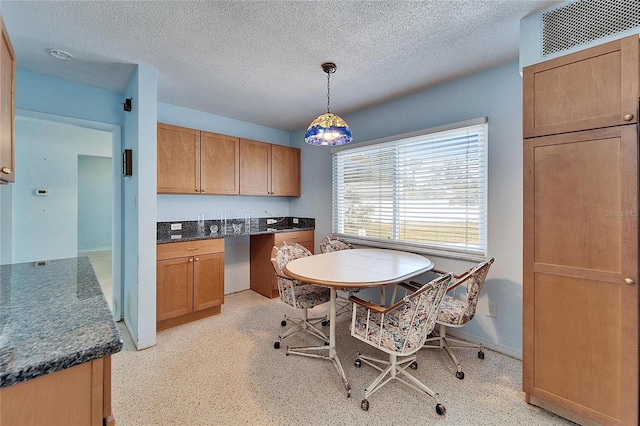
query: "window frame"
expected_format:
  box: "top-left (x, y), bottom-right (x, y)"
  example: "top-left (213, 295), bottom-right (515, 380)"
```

top-left (330, 117), bottom-right (488, 261)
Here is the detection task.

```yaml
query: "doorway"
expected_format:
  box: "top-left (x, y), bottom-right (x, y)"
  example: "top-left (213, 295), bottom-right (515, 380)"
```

top-left (12, 110), bottom-right (122, 319)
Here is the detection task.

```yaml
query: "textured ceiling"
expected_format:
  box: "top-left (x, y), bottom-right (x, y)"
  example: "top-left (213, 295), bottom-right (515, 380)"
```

top-left (0, 1), bottom-right (559, 131)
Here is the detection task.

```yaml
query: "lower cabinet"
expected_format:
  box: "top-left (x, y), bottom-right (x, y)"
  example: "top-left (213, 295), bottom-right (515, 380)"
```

top-left (157, 239), bottom-right (224, 330)
top-left (250, 230), bottom-right (314, 298)
top-left (0, 357), bottom-right (114, 426)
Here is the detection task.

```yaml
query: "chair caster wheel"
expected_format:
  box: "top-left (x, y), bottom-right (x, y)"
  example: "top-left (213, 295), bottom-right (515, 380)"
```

top-left (355, 359), bottom-right (362, 368)
top-left (410, 361), bottom-right (418, 370)
top-left (361, 399), bottom-right (369, 411)
top-left (435, 403), bottom-right (446, 415)
top-left (274, 341), bottom-right (280, 349)
top-left (322, 320), bottom-right (329, 326)
top-left (281, 320), bottom-right (287, 327)
top-left (455, 370), bottom-right (465, 380)
top-left (478, 350), bottom-right (485, 359)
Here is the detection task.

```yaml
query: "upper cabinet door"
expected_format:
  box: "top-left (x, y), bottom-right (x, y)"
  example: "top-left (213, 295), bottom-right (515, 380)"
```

top-left (271, 145), bottom-right (300, 197)
top-left (239, 138), bottom-right (271, 196)
top-left (0, 15), bottom-right (15, 184)
top-left (200, 132), bottom-right (239, 195)
top-left (523, 35), bottom-right (639, 138)
top-left (157, 123), bottom-right (201, 194)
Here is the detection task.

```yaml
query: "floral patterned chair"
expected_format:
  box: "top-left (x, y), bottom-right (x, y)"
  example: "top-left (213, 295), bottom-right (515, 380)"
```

top-left (319, 235), bottom-right (361, 318)
top-left (420, 257), bottom-right (495, 380)
top-left (270, 242), bottom-right (330, 349)
top-left (350, 273), bottom-right (452, 414)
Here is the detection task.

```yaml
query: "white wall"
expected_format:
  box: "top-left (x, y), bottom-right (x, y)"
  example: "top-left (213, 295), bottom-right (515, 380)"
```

top-left (290, 61), bottom-right (525, 358)
top-left (11, 116), bottom-right (111, 263)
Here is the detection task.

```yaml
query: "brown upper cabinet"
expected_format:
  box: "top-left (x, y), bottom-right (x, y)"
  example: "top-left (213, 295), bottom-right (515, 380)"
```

top-left (239, 138), bottom-right (300, 197)
top-left (523, 35), bottom-right (639, 139)
top-left (0, 14), bottom-right (15, 184)
top-left (157, 123), bottom-right (240, 195)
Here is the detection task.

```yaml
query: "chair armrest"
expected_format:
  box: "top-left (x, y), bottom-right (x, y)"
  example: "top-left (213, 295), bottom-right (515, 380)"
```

top-left (402, 281), bottom-right (422, 291)
top-left (348, 295), bottom-right (388, 313)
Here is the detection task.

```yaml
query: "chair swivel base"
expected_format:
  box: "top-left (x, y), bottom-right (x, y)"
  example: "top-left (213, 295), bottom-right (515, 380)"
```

top-left (424, 326), bottom-right (485, 380)
top-left (354, 352), bottom-right (446, 415)
top-left (273, 313), bottom-right (327, 349)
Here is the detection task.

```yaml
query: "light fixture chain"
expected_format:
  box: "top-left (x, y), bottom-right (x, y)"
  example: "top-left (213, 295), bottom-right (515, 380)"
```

top-left (327, 71), bottom-right (331, 114)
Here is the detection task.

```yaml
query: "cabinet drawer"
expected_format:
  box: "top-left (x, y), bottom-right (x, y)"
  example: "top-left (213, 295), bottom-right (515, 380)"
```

top-left (157, 238), bottom-right (224, 260)
top-left (273, 230), bottom-right (314, 246)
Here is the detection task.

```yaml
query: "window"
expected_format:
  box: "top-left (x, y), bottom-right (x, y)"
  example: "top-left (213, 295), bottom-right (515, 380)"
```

top-left (332, 118), bottom-right (488, 259)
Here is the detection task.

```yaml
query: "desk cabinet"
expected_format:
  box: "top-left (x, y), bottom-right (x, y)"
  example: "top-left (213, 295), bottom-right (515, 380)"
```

top-left (522, 35), bottom-right (638, 425)
top-left (250, 230), bottom-right (314, 298)
top-left (239, 139), bottom-right (300, 196)
top-left (157, 239), bottom-right (225, 330)
top-left (0, 14), bottom-right (15, 184)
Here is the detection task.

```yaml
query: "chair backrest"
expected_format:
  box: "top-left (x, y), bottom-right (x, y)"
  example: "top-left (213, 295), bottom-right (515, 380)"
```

top-left (319, 235), bottom-right (354, 253)
top-left (456, 257), bottom-right (495, 324)
top-left (270, 242), bottom-right (312, 278)
top-left (398, 273), bottom-right (452, 352)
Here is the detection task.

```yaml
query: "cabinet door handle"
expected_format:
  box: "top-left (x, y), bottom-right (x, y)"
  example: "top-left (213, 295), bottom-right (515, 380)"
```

top-left (623, 114), bottom-right (634, 121)
top-left (1, 167), bottom-right (11, 174)
top-left (187, 247), bottom-right (199, 251)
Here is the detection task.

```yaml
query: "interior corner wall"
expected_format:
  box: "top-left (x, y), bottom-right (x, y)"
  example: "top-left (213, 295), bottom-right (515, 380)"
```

top-left (123, 65), bottom-right (158, 350)
top-left (289, 60), bottom-right (525, 357)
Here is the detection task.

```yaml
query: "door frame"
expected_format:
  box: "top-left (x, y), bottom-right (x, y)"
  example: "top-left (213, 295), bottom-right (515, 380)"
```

top-left (16, 109), bottom-right (123, 321)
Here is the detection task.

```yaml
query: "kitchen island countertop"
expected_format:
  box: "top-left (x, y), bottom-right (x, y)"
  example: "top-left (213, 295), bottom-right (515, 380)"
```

top-left (0, 257), bottom-right (122, 388)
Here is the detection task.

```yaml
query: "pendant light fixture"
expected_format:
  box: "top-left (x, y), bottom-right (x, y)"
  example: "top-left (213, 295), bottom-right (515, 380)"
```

top-left (304, 62), bottom-right (352, 146)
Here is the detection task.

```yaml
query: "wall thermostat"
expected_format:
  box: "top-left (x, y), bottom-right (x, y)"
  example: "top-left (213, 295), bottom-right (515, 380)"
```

top-left (35, 189), bottom-right (49, 196)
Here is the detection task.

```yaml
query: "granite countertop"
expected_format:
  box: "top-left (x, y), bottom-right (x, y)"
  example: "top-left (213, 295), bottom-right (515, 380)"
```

top-left (0, 257), bottom-right (123, 388)
top-left (157, 216), bottom-right (315, 244)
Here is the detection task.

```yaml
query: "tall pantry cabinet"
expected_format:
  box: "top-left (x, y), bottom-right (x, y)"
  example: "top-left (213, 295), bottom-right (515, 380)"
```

top-left (522, 35), bottom-right (639, 425)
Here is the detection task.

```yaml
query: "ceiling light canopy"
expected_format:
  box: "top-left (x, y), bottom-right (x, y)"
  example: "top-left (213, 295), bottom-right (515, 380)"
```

top-left (49, 49), bottom-right (73, 61)
top-left (305, 62), bottom-right (352, 147)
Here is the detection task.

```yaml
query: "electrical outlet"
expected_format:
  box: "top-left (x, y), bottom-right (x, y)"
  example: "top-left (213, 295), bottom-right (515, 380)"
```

top-left (170, 223), bottom-right (182, 231)
top-left (293, 218), bottom-right (299, 224)
top-left (267, 219), bottom-right (277, 225)
top-left (487, 302), bottom-right (497, 318)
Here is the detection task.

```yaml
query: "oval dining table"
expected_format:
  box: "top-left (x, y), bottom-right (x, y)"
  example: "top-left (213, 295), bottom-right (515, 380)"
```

top-left (284, 248), bottom-right (434, 397)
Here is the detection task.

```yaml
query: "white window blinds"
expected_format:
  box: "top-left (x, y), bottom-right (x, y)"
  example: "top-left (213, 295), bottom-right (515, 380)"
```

top-left (332, 119), bottom-right (488, 258)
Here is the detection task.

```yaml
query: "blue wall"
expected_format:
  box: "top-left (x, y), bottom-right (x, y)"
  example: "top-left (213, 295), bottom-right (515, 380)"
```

top-left (78, 155), bottom-right (113, 251)
top-left (156, 103), bottom-right (294, 295)
top-left (15, 70), bottom-right (123, 126)
top-left (12, 116), bottom-right (112, 263)
top-left (290, 61), bottom-right (525, 357)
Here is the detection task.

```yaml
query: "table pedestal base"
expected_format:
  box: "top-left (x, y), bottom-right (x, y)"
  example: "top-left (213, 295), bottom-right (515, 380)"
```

top-left (285, 288), bottom-right (351, 397)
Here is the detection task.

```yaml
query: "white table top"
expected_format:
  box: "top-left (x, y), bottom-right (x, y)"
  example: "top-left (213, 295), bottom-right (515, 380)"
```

top-left (284, 248), bottom-right (434, 288)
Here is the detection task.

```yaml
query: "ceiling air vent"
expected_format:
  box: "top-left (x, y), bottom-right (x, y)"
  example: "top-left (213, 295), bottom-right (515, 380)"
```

top-left (542, 0), bottom-right (640, 56)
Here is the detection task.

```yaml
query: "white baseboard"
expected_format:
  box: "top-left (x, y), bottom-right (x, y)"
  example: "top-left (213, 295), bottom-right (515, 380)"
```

top-left (446, 329), bottom-right (522, 360)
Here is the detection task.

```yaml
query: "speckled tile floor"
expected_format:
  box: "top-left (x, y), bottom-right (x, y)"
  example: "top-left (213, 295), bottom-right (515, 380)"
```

top-left (79, 250), bottom-right (112, 310)
top-left (112, 290), bottom-right (574, 425)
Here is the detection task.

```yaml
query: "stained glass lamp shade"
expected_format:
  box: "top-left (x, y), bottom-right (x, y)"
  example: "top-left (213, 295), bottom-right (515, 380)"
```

top-left (305, 62), bottom-right (352, 146)
top-left (304, 113), bottom-right (352, 146)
